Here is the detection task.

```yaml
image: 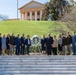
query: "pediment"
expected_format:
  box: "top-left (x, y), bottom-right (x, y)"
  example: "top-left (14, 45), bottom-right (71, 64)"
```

top-left (19, 1), bottom-right (44, 10)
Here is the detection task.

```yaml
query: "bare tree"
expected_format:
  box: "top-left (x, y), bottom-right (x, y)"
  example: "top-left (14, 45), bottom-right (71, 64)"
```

top-left (0, 14), bottom-right (9, 21)
top-left (52, 5), bottom-right (76, 34)
top-left (61, 6), bottom-right (76, 33)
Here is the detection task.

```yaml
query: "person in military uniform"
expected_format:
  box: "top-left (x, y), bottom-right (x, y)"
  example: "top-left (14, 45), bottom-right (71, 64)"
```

top-left (72, 32), bottom-right (76, 55)
top-left (0, 33), bottom-right (2, 55)
top-left (46, 34), bottom-right (53, 55)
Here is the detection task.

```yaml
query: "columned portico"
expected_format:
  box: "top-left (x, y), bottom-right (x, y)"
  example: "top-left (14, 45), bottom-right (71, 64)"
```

top-left (40, 10), bottom-right (42, 20)
top-left (21, 12), bottom-right (25, 20)
top-left (20, 10), bottom-right (43, 21)
top-left (20, 13), bottom-right (22, 20)
top-left (35, 11), bottom-right (37, 20)
top-left (19, 0), bottom-right (44, 21)
top-left (30, 11), bottom-right (32, 20)
top-left (25, 12), bottom-right (27, 20)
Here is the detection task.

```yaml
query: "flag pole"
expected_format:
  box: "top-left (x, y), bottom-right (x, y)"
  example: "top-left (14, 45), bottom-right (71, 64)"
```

top-left (17, 0), bottom-right (18, 20)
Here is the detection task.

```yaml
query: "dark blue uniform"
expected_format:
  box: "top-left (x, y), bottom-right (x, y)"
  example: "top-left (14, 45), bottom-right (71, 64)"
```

top-left (72, 35), bottom-right (76, 55)
top-left (15, 37), bottom-right (20, 55)
top-left (0, 37), bottom-right (2, 54)
top-left (46, 37), bottom-right (53, 55)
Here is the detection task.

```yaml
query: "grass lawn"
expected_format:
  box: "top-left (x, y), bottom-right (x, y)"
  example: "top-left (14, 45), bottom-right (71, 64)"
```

top-left (0, 20), bottom-right (69, 37)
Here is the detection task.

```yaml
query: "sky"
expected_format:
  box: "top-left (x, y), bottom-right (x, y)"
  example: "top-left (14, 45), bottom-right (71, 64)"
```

top-left (0, 0), bottom-right (76, 19)
top-left (0, 0), bottom-right (50, 19)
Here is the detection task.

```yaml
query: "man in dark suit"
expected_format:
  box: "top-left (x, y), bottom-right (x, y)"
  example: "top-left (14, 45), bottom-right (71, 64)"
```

top-left (46, 34), bottom-right (53, 55)
top-left (20, 34), bottom-right (25, 55)
top-left (25, 35), bottom-right (31, 55)
top-left (66, 32), bottom-right (72, 55)
top-left (0, 33), bottom-right (2, 55)
top-left (15, 34), bottom-right (20, 55)
top-left (62, 33), bottom-right (67, 55)
top-left (9, 33), bottom-right (15, 55)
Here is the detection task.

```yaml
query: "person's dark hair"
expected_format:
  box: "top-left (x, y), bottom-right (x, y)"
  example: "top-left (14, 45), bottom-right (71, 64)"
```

top-left (74, 31), bottom-right (76, 35)
top-left (59, 34), bottom-right (62, 38)
top-left (17, 34), bottom-right (19, 37)
top-left (62, 33), bottom-right (64, 35)
top-left (54, 35), bottom-right (56, 37)
top-left (12, 33), bottom-right (14, 36)
top-left (27, 35), bottom-right (30, 37)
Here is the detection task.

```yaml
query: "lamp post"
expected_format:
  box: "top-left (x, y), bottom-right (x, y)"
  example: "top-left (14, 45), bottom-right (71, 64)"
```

top-left (17, 0), bottom-right (19, 20)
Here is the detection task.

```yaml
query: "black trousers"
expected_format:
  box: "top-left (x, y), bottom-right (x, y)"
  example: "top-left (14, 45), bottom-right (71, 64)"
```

top-left (58, 44), bottom-right (62, 51)
top-left (16, 47), bottom-right (20, 55)
top-left (47, 46), bottom-right (52, 55)
top-left (0, 47), bottom-right (2, 55)
top-left (26, 46), bottom-right (30, 55)
top-left (21, 46), bottom-right (25, 55)
top-left (52, 47), bottom-right (57, 55)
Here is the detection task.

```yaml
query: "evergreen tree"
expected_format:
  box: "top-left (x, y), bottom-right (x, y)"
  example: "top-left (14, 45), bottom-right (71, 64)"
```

top-left (43, 0), bottom-right (71, 20)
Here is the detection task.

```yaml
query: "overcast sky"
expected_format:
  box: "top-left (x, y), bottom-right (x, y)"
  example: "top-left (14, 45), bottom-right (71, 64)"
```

top-left (0, 0), bottom-right (76, 19)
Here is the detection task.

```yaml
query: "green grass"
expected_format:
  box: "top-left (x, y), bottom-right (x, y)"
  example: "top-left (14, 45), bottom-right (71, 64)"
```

top-left (0, 20), bottom-right (69, 37)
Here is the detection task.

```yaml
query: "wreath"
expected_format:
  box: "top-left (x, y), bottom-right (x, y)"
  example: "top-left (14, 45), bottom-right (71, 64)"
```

top-left (31, 35), bottom-right (40, 46)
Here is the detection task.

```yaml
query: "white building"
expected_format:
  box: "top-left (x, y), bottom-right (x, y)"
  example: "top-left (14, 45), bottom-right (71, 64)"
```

top-left (19, 0), bottom-right (44, 21)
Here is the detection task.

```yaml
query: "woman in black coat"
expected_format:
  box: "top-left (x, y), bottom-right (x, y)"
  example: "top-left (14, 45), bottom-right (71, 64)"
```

top-left (6, 34), bottom-right (10, 55)
top-left (0, 33), bottom-right (2, 55)
top-left (20, 34), bottom-right (25, 55)
top-left (41, 35), bottom-right (46, 54)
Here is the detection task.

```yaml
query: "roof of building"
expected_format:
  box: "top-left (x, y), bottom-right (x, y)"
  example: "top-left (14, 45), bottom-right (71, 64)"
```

top-left (19, 0), bottom-right (44, 10)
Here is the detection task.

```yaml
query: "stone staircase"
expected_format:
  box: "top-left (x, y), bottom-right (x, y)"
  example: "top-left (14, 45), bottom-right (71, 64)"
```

top-left (0, 55), bottom-right (76, 75)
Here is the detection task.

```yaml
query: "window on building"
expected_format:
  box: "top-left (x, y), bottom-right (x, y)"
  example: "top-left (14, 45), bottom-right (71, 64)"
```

top-left (32, 12), bottom-right (34, 16)
top-left (28, 13), bottom-right (30, 16)
top-left (37, 12), bottom-right (40, 15)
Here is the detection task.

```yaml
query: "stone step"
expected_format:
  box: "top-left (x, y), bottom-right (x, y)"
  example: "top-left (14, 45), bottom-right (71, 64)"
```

top-left (1, 68), bottom-right (76, 72)
top-left (0, 58), bottom-right (71, 60)
top-left (0, 60), bottom-right (75, 62)
top-left (1, 56), bottom-right (76, 60)
top-left (0, 71), bottom-right (76, 74)
top-left (4, 68), bottom-right (76, 71)
top-left (1, 62), bottom-right (76, 65)
top-left (0, 65), bottom-right (76, 68)
top-left (2, 74), bottom-right (76, 75)
top-left (1, 55), bottom-right (76, 58)
top-left (0, 55), bottom-right (76, 75)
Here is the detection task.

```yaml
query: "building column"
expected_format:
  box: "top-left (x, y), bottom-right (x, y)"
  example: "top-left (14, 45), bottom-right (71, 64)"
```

top-left (22, 12), bottom-right (25, 20)
top-left (20, 13), bottom-right (22, 20)
top-left (23, 13), bottom-right (25, 20)
top-left (25, 12), bottom-right (27, 20)
top-left (30, 11), bottom-right (32, 20)
top-left (40, 10), bottom-right (42, 20)
top-left (35, 11), bottom-right (37, 21)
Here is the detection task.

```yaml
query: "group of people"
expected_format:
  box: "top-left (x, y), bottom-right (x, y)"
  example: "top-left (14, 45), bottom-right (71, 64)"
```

top-left (0, 32), bottom-right (76, 55)
top-left (0, 33), bottom-right (31, 55)
top-left (41, 32), bottom-right (76, 55)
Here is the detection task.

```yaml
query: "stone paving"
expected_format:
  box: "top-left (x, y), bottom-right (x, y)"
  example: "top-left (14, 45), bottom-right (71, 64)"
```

top-left (0, 55), bottom-right (76, 75)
